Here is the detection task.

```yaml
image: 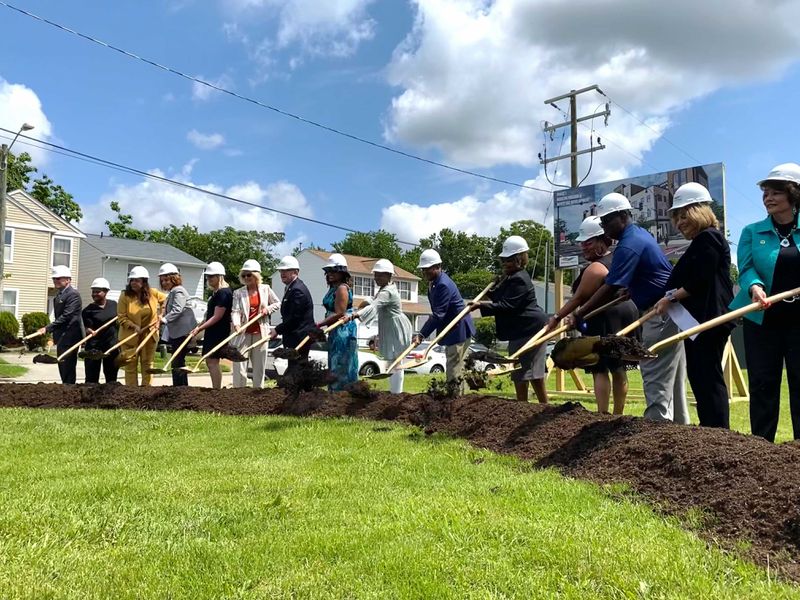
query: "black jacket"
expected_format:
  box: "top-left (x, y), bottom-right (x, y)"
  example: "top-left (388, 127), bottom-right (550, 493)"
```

top-left (480, 270), bottom-right (546, 341)
top-left (46, 285), bottom-right (83, 347)
top-left (667, 228), bottom-right (734, 326)
top-left (274, 278), bottom-right (315, 348)
top-left (82, 300), bottom-right (118, 351)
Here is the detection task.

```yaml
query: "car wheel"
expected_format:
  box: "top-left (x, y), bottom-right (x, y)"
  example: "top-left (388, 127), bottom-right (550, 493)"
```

top-left (359, 362), bottom-right (378, 377)
top-left (430, 364), bottom-right (444, 374)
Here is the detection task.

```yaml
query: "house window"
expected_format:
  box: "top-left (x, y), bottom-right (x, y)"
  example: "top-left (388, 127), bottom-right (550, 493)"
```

top-left (1, 289), bottom-right (18, 317)
top-left (397, 280), bottom-right (412, 301)
top-left (52, 237), bottom-right (72, 267)
top-left (353, 276), bottom-right (374, 297)
top-left (3, 228), bottom-right (12, 264)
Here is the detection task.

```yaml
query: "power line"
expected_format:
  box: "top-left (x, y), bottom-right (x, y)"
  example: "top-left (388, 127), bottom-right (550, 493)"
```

top-left (0, 127), bottom-right (422, 246)
top-left (0, 1), bottom-right (553, 195)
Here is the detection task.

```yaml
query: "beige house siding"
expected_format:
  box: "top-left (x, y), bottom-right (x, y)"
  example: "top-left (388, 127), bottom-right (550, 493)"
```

top-left (6, 198), bottom-right (46, 226)
top-left (4, 227), bottom-right (52, 319)
top-left (77, 242), bottom-right (103, 302)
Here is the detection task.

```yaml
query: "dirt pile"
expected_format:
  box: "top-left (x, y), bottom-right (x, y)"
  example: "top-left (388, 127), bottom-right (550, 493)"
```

top-left (1, 383), bottom-right (799, 581)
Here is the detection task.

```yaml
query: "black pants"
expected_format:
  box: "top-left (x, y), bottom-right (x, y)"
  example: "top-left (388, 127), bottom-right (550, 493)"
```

top-left (743, 319), bottom-right (800, 442)
top-left (57, 345), bottom-right (78, 385)
top-left (170, 336), bottom-right (189, 387)
top-left (684, 327), bottom-right (730, 428)
top-left (84, 350), bottom-right (119, 384)
top-left (284, 347), bottom-right (311, 378)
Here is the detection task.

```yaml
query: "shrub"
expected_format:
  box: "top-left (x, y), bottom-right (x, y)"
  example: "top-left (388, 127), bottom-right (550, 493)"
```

top-left (473, 317), bottom-right (496, 348)
top-left (21, 312), bottom-right (50, 350)
top-left (0, 311), bottom-right (20, 346)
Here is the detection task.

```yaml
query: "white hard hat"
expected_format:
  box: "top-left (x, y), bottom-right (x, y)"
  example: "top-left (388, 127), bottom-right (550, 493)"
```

top-left (240, 259), bottom-right (261, 273)
top-left (277, 255), bottom-right (300, 270)
top-left (669, 182), bottom-right (712, 212)
top-left (416, 249), bottom-right (442, 269)
top-left (575, 216), bottom-right (605, 242)
top-left (90, 277), bottom-right (111, 290)
top-left (204, 261), bottom-right (226, 276)
top-left (51, 265), bottom-right (71, 278)
top-left (323, 253), bottom-right (349, 271)
top-left (498, 235), bottom-right (529, 258)
top-left (372, 259), bottom-right (395, 274)
top-left (128, 266), bottom-right (149, 280)
top-left (596, 192), bottom-right (632, 218)
top-left (158, 263), bottom-right (179, 276)
top-left (758, 162), bottom-right (800, 186)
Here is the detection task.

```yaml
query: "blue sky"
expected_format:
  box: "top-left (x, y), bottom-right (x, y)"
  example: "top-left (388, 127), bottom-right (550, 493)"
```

top-left (1, 0), bottom-right (799, 260)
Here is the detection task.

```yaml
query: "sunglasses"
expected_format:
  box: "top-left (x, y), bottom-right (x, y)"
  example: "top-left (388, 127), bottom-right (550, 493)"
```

top-left (242, 272), bottom-right (254, 278)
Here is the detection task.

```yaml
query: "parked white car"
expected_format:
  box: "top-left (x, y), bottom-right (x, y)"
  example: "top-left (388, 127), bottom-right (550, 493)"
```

top-left (403, 340), bottom-right (555, 374)
top-left (259, 337), bottom-right (388, 377)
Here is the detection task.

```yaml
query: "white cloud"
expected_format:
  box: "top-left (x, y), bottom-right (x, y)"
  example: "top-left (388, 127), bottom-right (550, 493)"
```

top-left (192, 73), bottom-right (235, 101)
top-left (0, 77), bottom-right (53, 165)
top-left (381, 175), bottom-right (553, 242)
top-left (81, 163), bottom-right (313, 239)
top-left (221, 0), bottom-right (376, 77)
top-left (385, 0), bottom-right (800, 176)
top-left (187, 129), bottom-right (226, 150)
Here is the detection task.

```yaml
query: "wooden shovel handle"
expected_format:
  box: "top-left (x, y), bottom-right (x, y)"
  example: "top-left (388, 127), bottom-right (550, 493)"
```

top-left (22, 331), bottom-right (43, 340)
top-left (104, 330), bottom-right (140, 355)
top-left (616, 308), bottom-right (657, 337)
top-left (195, 312), bottom-right (264, 369)
top-left (161, 330), bottom-right (198, 371)
top-left (420, 280), bottom-right (495, 361)
top-left (134, 327), bottom-right (158, 354)
top-left (385, 340), bottom-right (420, 374)
top-left (57, 316), bottom-right (119, 362)
top-left (648, 285), bottom-right (800, 354)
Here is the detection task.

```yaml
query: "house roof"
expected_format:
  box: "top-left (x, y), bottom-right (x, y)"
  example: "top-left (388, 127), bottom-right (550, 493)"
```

top-left (7, 189), bottom-right (86, 237)
top-left (82, 234), bottom-right (207, 267)
top-left (309, 249), bottom-right (420, 280)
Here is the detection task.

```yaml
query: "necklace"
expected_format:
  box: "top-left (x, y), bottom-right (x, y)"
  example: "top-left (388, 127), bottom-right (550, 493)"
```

top-left (774, 219), bottom-right (797, 248)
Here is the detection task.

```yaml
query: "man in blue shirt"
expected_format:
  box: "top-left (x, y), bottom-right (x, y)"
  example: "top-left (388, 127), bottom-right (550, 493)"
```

top-left (569, 193), bottom-right (688, 424)
top-left (413, 249), bottom-right (476, 392)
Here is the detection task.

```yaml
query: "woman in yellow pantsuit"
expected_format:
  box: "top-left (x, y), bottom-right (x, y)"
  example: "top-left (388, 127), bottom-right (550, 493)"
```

top-left (117, 265), bottom-right (166, 386)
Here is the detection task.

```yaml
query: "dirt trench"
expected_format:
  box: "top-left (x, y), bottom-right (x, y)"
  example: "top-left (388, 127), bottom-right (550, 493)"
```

top-left (2, 382), bottom-right (799, 582)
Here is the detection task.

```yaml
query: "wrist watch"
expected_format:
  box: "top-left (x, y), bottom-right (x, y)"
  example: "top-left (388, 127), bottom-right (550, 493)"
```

top-left (665, 289), bottom-right (679, 303)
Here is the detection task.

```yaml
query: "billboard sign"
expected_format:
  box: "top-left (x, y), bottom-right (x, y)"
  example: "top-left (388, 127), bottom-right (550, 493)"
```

top-left (554, 163), bottom-right (725, 266)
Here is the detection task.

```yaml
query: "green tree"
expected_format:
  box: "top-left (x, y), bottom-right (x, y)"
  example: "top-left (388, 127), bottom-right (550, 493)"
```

top-left (105, 201), bottom-right (145, 240)
top-left (420, 228), bottom-right (495, 276)
top-left (494, 220), bottom-right (554, 281)
top-left (451, 270), bottom-right (495, 299)
top-left (332, 230), bottom-right (403, 264)
top-left (5, 151), bottom-right (36, 192)
top-left (4, 151), bottom-right (82, 222)
top-left (30, 175), bottom-right (83, 223)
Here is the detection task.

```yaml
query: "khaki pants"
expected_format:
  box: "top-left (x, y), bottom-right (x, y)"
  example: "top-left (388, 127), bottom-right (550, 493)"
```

top-left (445, 340), bottom-right (471, 395)
top-left (123, 336), bottom-right (158, 387)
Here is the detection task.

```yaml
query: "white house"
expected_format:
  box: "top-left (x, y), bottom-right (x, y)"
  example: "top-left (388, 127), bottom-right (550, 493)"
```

top-left (78, 234), bottom-right (207, 305)
top-left (270, 249), bottom-right (431, 346)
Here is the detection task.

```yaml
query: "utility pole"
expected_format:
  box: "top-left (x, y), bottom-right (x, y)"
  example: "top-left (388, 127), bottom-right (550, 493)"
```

top-left (539, 85), bottom-right (608, 391)
top-left (0, 124), bottom-right (34, 299)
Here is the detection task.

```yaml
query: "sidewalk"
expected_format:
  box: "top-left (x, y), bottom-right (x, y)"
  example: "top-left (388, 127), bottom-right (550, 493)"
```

top-left (0, 350), bottom-right (218, 387)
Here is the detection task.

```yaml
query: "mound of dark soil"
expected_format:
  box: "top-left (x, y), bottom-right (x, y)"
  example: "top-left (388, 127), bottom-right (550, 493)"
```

top-left (1, 383), bottom-right (799, 581)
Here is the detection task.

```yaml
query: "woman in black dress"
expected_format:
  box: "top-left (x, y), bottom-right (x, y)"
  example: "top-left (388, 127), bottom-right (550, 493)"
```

top-left (654, 183), bottom-right (733, 428)
top-left (549, 216), bottom-right (639, 414)
top-left (189, 261), bottom-right (232, 389)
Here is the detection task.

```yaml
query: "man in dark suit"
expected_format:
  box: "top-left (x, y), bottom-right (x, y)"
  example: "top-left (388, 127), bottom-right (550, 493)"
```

top-left (37, 265), bottom-right (83, 384)
top-left (270, 255), bottom-right (315, 374)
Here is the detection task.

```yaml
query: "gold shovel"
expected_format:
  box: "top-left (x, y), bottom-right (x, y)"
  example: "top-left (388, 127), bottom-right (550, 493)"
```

top-left (648, 286), bottom-right (800, 355)
top-left (147, 330), bottom-right (200, 374)
top-left (180, 312), bottom-right (264, 374)
top-left (272, 317), bottom-right (348, 361)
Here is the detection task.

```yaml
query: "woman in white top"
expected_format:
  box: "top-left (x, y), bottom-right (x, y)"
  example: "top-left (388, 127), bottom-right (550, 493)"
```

top-left (348, 259), bottom-right (412, 393)
top-left (231, 259), bottom-right (280, 388)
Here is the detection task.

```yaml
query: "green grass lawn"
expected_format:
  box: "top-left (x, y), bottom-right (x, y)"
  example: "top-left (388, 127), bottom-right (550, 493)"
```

top-left (0, 357), bottom-right (27, 378)
top-left (0, 408), bottom-right (797, 599)
top-left (151, 353), bottom-right (232, 373)
top-left (371, 369), bottom-right (798, 443)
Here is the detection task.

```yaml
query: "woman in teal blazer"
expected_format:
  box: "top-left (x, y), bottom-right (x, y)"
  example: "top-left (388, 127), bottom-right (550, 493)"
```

top-left (731, 163), bottom-right (800, 442)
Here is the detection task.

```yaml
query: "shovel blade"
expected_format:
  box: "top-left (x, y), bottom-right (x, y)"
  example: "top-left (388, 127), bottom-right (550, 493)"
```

top-left (32, 354), bottom-right (58, 364)
top-left (469, 350), bottom-right (516, 364)
top-left (365, 371), bottom-right (393, 380)
top-left (273, 347), bottom-right (300, 361)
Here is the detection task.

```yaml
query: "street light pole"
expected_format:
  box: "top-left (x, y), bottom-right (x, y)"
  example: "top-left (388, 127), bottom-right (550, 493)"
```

top-left (0, 123), bottom-right (34, 300)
